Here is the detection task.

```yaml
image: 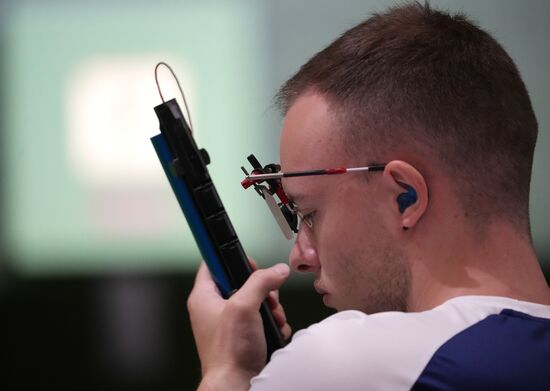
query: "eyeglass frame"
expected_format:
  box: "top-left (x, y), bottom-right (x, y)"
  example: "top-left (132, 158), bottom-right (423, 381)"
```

top-left (241, 154), bottom-right (386, 239)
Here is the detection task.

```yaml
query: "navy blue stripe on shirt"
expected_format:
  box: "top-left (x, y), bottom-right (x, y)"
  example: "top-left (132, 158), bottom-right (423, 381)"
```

top-left (411, 309), bottom-right (550, 391)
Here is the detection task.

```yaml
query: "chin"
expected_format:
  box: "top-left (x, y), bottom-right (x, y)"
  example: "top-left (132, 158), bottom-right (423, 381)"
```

top-left (324, 295), bottom-right (351, 312)
top-left (322, 294), bottom-right (340, 310)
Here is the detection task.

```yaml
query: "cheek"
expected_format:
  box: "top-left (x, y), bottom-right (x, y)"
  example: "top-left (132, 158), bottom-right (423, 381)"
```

top-left (316, 200), bottom-right (370, 271)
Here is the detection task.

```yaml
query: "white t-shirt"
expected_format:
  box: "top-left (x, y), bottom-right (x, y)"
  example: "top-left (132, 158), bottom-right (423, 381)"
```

top-left (250, 296), bottom-right (550, 390)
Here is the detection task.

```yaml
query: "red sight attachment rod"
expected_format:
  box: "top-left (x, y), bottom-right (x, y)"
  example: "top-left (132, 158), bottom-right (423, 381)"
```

top-left (240, 168), bottom-right (343, 189)
top-left (242, 165), bottom-right (385, 186)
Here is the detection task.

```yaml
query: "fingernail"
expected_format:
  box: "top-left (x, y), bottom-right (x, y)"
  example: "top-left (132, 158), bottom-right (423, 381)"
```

top-left (273, 263), bottom-right (290, 276)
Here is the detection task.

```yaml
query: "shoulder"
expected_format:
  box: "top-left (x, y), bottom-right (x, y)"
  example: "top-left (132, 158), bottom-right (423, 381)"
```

top-left (250, 308), bottom-right (458, 391)
top-left (250, 296), bottom-right (539, 391)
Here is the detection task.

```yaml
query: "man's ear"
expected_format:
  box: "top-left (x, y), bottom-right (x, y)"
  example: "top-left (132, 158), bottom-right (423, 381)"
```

top-left (382, 160), bottom-right (429, 230)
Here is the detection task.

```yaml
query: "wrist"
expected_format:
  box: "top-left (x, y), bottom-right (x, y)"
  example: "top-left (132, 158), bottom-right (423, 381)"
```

top-left (198, 367), bottom-right (255, 391)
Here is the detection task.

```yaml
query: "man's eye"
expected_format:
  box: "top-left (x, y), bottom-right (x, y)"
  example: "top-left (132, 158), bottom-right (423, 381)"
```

top-left (299, 211), bottom-right (315, 229)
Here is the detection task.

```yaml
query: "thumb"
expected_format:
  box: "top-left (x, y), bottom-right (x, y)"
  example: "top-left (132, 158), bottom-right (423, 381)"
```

top-left (230, 263), bottom-right (290, 310)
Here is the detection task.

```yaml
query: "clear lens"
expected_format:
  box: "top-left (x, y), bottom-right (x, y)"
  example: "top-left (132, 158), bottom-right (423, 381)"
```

top-left (296, 210), bottom-right (313, 229)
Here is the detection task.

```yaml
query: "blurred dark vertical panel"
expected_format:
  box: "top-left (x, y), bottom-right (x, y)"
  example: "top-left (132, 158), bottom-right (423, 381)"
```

top-left (2, 268), bottom-right (547, 390)
top-left (0, 271), bottom-right (333, 390)
top-left (0, 273), bottom-right (193, 390)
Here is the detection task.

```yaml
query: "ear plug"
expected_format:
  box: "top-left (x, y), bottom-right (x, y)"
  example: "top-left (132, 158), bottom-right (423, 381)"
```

top-left (397, 186), bottom-right (417, 213)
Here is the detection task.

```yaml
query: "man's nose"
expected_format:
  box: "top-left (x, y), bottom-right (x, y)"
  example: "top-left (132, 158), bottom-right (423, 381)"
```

top-left (289, 226), bottom-right (320, 273)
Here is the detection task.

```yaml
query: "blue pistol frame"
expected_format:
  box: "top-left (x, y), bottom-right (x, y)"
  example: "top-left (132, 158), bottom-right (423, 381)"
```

top-left (151, 98), bottom-right (285, 360)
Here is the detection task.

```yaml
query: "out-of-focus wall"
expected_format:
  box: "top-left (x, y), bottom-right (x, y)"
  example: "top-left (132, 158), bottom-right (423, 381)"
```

top-left (0, 0), bottom-right (287, 275)
top-left (1, 0), bottom-right (549, 278)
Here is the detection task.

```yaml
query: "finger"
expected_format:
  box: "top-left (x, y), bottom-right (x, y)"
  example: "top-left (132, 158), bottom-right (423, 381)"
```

top-left (192, 262), bottom-right (218, 291)
top-left (280, 323), bottom-right (292, 340)
top-left (231, 263), bottom-right (290, 311)
top-left (267, 291), bottom-right (278, 310)
top-left (270, 301), bottom-right (287, 328)
top-left (188, 262), bottom-right (222, 309)
top-left (266, 293), bottom-right (292, 339)
top-left (248, 257), bottom-right (258, 271)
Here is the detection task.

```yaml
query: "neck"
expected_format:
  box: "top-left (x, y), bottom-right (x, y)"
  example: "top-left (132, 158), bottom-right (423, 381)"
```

top-left (407, 222), bottom-right (550, 312)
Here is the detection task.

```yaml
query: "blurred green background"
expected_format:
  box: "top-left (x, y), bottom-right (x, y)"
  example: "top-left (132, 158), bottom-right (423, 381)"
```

top-left (1, 0), bottom-right (549, 389)
top-left (1, 0), bottom-right (550, 275)
top-left (1, 0), bottom-right (285, 274)
top-left (1, 0), bottom-right (549, 276)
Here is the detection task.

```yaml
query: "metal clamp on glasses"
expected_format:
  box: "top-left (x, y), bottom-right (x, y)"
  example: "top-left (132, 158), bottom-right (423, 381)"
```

top-left (241, 155), bottom-right (386, 240)
top-left (241, 155), bottom-right (298, 240)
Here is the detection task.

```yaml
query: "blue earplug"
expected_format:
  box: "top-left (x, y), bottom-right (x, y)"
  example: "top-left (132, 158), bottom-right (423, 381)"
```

top-left (397, 186), bottom-right (417, 213)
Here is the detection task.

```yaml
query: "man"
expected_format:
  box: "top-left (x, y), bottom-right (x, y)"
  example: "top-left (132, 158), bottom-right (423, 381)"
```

top-left (188, 3), bottom-right (550, 390)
